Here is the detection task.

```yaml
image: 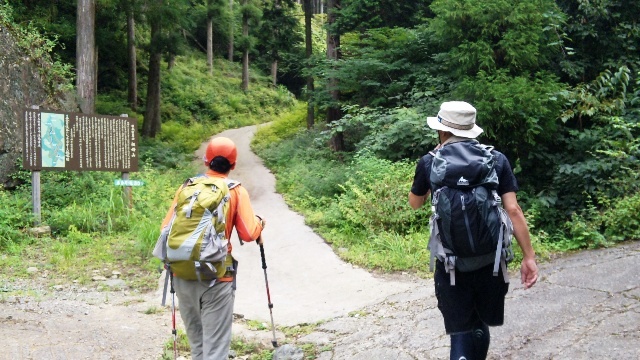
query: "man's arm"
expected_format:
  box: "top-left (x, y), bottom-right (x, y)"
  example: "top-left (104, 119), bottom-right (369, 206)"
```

top-left (408, 155), bottom-right (431, 210)
top-left (408, 191), bottom-right (428, 210)
top-left (501, 192), bottom-right (538, 289)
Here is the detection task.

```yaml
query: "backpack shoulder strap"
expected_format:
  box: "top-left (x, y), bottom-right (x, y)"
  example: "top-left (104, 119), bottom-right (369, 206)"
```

top-left (478, 143), bottom-right (495, 152)
top-left (224, 178), bottom-right (241, 190)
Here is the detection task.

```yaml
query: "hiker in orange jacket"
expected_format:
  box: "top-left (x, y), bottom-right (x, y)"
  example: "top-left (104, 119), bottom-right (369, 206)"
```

top-left (161, 136), bottom-right (265, 360)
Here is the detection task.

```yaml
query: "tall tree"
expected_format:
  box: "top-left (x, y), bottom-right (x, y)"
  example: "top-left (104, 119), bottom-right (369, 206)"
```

top-left (141, 0), bottom-right (190, 137)
top-left (203, 0), bottom-right (227, 74)
top-left (228, 0), bottom-right (235, 61)
top-left (143, 0), bottom-right (163, 138)
top-left (239, 0), bottom-right (261, 91)
top-left (326, 0), bottom-right (343, 151)
top-left (257, 0), bottom-right (301, 85)
top-left (77, 0), bottom-right (96, 114)
top-left (241, 0), bottom-right (249, 90)
top-left (304, 0), bottom-right (315, 128)
top-left (125, 0), bottom-right (137, 110)
top-left (207, 4), bottom-right (214, 74)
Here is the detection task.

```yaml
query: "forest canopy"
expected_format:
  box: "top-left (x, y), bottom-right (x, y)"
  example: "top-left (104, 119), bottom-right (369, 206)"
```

top-left (3, 0), bottom-right (640, 255)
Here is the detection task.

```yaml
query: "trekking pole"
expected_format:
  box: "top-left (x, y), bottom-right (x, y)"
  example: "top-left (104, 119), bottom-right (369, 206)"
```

top-left (170, 270), bottom-right (178, 360)
top-left (258, 239), bottom-right (278, 348)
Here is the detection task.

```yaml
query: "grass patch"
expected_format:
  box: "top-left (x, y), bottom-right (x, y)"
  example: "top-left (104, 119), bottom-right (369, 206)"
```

top-left (0, 232), bottom-right (160, 292)
top-left (160, 329), bottom-right (191, 360)
top-left (230, 338), bottom-right (274, 360)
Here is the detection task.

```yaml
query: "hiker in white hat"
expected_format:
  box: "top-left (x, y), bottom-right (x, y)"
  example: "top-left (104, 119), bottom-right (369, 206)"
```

top-left (408, 101), bottom-right (538, 360)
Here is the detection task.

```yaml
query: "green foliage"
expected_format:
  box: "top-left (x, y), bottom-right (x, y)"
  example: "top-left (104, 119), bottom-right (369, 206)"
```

top-left (537, 116), bottom-right (640, 221)
top-left (161, 54), bottom-right (296, 126)
top-left (560, 66), bottom-right (633, 126)
top-left (313, 26), bottom-right (435, 109)
top-left (252, 102), bottom-right (307, 149)
top-left (240, 2), bottom-right (263, 23)
top-left (258, 126), bottom-right (349, 206)
top-left (230, 337), bottom-right (273, 360)
top-left (96, 92), bottom-right (143, 118)
top-left (0, 189), bottom-right (32, 248)
top-left (336, 231), bottom-right (430, 272)
top-left (0, 2), bottom-right (74, 97)
top-left (334, 156), bottom-right (430, 233)
top-left (456, 69), bottom-right (566, 160)
top-left (335, 0), bottom-right (432, 32)
top-left (602, 192), bottom-right (640, 241)
top-left (161, 329), bottom-right (190, 360)
top-left (429, 0), bottom-right (564, 76)
top-left (562, 199), bottom-right (609, 250)
top-left (323, 105), bottom-right (438, 160)
top-left (557, 0), bottom-right (640, 86)
top-left (253, 0), bottom-right (304, 89)
top-left (236, 35), bottom-right (257, 52)
top-left (424, 0), bottom-right (569, 175)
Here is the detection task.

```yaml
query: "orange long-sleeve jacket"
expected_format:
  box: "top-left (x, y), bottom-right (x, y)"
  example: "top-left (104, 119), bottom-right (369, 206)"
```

top-left (161, 169), bottom-right (263, 281)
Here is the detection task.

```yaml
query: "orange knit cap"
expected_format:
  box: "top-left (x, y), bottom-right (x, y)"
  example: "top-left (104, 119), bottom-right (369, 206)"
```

top-left (203, 137), bottom-right (237, 166)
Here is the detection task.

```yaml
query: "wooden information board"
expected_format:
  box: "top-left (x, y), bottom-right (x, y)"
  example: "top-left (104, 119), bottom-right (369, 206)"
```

top-left (23, 109), bottom-right (138, 172)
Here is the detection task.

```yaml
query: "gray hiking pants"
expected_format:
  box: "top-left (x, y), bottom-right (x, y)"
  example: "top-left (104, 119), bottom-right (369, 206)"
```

top-left (173, 278), bottom-right (235, 360)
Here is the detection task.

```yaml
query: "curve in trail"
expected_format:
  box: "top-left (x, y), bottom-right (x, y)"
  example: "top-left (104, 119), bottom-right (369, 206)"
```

top-left (195, 125), bottom-right (413, 326)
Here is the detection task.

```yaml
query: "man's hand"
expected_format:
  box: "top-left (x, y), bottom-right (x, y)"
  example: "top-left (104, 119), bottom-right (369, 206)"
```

top-left (520, 257), bottom-right (538, 289)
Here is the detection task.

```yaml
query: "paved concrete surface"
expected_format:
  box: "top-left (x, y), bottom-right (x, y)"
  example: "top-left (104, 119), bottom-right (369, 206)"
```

top-left (298, 241), bottom-right (640, 360)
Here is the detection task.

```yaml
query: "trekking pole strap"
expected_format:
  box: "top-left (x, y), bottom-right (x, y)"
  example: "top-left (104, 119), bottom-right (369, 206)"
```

top-left (161, 267), bottom-right (170, 307)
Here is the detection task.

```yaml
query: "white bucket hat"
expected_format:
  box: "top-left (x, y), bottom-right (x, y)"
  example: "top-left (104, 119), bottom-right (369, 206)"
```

top-left (427, 101), bottom-right (483, 138)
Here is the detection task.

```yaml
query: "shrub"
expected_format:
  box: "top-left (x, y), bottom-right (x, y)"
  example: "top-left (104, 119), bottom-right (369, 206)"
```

top-left (603, 192), bottom-right (640, 241)
top-left (0, 189), bottom-right (32, 248)
top-left (335, 155), bottom-right (431, 234)
top-left (323, 105), bottom-right (438, 161)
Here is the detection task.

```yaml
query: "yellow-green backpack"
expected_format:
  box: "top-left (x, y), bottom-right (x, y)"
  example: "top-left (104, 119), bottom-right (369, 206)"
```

top-left (153, 176), bottom-right (238, 281)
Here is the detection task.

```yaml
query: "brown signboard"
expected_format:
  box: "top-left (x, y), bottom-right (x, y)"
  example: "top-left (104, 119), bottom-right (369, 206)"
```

top-left (23, 109), bottom-right (138, 172)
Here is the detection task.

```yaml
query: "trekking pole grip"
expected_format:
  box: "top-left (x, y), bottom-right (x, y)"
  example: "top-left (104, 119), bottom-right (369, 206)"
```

top-left (259, 239), bottom-right (267, 270)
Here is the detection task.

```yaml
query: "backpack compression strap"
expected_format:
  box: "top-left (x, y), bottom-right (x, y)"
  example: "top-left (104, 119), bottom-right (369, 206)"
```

top-left (429, 187), bottom-right (457, 286)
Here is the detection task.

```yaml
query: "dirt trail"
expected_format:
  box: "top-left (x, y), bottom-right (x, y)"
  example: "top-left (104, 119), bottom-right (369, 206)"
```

top-left (204, 126), bottom-right (413, 326)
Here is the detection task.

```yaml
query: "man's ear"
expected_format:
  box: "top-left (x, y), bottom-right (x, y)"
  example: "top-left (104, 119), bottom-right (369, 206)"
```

top-left (231, 163), bottom-right (236, 170)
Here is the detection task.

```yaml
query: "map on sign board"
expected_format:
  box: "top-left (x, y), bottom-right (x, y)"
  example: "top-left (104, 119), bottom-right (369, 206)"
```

top-left (41, 113), bottom-right (66, 168)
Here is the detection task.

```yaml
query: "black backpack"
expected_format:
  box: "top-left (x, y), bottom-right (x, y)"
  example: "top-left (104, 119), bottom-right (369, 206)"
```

top-left (427, 140), bottom-right (514, 285)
